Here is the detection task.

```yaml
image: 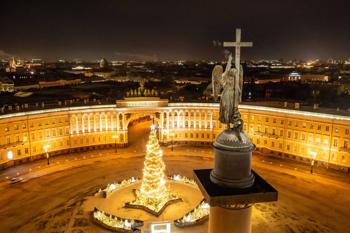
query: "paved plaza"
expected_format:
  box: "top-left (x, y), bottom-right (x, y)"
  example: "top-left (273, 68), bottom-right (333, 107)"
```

top-left (0, 122), bottom-right (349, 233)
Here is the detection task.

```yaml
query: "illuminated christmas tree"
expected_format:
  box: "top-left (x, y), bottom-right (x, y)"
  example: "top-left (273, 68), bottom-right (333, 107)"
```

top-left (127, 124), bottom-right (180, 215)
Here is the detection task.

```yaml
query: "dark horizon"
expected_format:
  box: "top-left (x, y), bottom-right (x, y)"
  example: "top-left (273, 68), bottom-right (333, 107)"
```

top-left (1, 0), bottom-right (350, 61)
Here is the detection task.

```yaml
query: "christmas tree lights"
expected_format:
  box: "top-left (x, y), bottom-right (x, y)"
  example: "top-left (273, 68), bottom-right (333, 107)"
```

top-left (127, 124), bottom-right (180, 215)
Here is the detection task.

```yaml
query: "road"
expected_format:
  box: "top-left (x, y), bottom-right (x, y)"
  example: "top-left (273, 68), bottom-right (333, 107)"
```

top-left (0, 121), bottom-right (349, 233)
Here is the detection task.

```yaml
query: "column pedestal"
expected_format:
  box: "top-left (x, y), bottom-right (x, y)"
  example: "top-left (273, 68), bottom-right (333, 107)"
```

top-left (194, 127), bottom-right (277, 233)
top-left (209, 205), bottom-right (252, 233)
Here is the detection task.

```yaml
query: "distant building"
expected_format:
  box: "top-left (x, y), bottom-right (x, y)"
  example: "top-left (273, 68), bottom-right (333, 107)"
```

top-left (282, 72), bottom-right (329, 82)
top-left (7, 57), bottom-right (25, 72)
top-left (0, 77), bottom-right (14, 92)
top-left (286, 71), bottom-right (301, 81)
top-left (99, 58), bottom-right (109, 68)
top-left (38, 79), bottom-right (81, 88)
top-left (301, 74), bottom-right (329, 82)
top-left (26, 59), bottom-right (43, 69)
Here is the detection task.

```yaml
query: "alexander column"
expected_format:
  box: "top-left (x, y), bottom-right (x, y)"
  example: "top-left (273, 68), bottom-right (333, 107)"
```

top-left (194, 28), bottom-right (278, 233)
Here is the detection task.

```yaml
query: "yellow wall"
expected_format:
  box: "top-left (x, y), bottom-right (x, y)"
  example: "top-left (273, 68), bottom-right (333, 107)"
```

top-left (0, 103), bottom-right (349, 169)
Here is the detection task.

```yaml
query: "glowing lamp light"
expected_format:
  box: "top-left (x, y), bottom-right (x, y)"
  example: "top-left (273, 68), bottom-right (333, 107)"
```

top-left (43, 145), bottom-right (50, 152)
top-left (7, 151), bottom-right (13, 160)
top-left (310, 151), bottom-right (317, 159)
top-left (150, 124), bottom-right (156, 130)
top-left (173, 174), bottom-right (181, 181)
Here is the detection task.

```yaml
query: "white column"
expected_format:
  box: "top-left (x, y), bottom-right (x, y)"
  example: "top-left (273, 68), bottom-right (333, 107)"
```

top-left (177, 112), bottom-right (180, 129)
top-left (88, 114), bottom-right (91, 132)
top-left (106, 112), bottom-right (109, 131)
top-left (75, 115), bottom-right (79, 133)
top-left (82, 114), bottom-right (85, 133)
top-left (99, 114), bottom-right (102, 131)
top-left (110, 112), bottom-right (114, 131)
top-left (194, 111), bottom-right (196, 129)
top-left (94, 114), bottom-right (97, 132)
top-left (205, 111), bottom-right (208, 129)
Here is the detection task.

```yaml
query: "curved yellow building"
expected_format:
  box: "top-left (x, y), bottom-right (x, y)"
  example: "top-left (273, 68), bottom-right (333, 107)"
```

top-left (1, 98), bottom-right (349, 171)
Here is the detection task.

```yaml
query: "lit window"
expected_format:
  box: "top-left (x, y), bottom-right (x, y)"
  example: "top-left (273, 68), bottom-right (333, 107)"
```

top-left (323, 137), bottom-right (329, 145)
top-left (308, 135), bottom-right (313, 142)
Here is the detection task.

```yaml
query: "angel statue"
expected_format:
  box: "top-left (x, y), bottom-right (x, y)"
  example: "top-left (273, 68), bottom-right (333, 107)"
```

top-left (211, 53), bottom-right (244, 130)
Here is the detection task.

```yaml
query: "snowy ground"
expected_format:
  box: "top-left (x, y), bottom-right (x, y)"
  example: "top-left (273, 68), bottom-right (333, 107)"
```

top-left (0, 121), bottom-right (349, 233)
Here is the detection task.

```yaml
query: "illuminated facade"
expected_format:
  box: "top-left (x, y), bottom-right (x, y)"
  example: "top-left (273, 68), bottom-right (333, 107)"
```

top-left (0, 99), bottom-right (349, 171)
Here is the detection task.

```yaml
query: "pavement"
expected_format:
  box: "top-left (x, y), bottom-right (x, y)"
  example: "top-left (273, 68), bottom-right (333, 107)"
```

top-left (0, 120), bottom-right (350, 233)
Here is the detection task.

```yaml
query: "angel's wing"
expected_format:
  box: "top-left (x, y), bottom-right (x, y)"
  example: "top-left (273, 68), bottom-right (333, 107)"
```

top-left (212, 65), bottom-right (223, 100)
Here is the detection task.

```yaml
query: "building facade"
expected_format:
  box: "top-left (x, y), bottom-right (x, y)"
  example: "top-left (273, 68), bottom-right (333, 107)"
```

top-left (0, 99), bottom-right (349, 171)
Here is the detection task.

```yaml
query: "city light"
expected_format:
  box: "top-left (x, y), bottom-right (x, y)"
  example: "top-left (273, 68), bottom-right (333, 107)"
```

top-left (43, 145), bottom-right (50, 152)
top-left (43, 145), bottom-right (51, 165)
top-left (7, 151), bottom-right (13, 160)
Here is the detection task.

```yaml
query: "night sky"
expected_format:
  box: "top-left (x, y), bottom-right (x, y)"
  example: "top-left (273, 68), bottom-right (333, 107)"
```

top-left (1, 0), bottom-right (350, 61)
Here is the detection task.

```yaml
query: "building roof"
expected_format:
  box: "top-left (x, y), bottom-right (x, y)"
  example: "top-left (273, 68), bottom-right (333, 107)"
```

top-left (0, 77), bottom-right (14, 84)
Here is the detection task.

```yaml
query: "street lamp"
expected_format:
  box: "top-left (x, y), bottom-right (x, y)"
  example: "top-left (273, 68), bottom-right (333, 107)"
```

top-left (43, 145), bottom-right (50, 165)
top-left (7, 151), bottom-right (13, 160)
top-left (112, 135), bottom-right (119, 153)
top-left (310, 151), bottom-right (317, 174)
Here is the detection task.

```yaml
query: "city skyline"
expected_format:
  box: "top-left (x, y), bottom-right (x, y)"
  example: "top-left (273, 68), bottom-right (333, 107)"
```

top-left (1, 0), bottom-right (350, 61)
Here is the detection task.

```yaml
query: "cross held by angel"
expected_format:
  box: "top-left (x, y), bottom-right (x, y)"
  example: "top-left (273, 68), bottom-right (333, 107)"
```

top-left (210, 28), bottom-right (252, 129)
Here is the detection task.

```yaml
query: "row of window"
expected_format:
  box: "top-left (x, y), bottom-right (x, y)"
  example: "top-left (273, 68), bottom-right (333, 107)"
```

top-left (250, 115), bottom-right (350, 134)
